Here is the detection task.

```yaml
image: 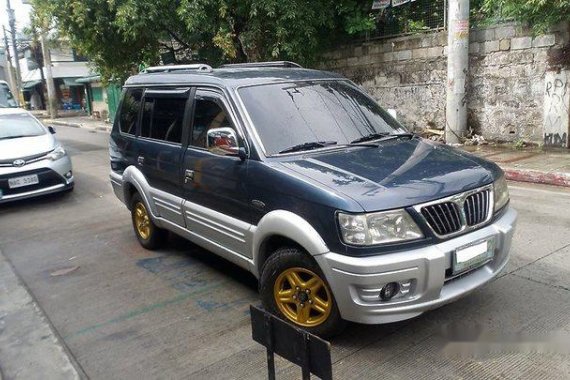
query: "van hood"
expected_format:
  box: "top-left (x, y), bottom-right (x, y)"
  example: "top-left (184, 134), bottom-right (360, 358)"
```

top-left (0, 134), bottom-right (55, 161)
top-left (280, 138), bottom-right (501, 211)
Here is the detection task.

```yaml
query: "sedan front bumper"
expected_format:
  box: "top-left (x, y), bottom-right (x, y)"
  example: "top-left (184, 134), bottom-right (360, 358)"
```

top-left (0, 156), bottom-right (74, 203)
top-left (315, 207), bottom-right (517, 324)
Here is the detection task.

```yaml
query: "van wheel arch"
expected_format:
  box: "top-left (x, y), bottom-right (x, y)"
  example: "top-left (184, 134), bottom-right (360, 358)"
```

top-left (124, 182), bottom-right (137, 210)
top-left (257, 235), bottom-right (304, 275)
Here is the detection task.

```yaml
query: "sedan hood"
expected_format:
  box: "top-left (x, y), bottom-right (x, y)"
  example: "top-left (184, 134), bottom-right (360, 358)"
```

top-left (280, 138), bottom-right (501, 211)
top-left (0, 134), bottom-right (55, 162)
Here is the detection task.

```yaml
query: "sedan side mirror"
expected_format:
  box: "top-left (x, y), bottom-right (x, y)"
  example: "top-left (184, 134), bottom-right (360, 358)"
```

top-left (48, 126), bottom-right (56, 134)
top-left (207, 127), bottom-right (246, 160)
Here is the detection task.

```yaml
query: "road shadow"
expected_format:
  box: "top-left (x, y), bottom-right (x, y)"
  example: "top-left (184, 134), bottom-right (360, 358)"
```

top-left (151, 232), bottom-right (259, 293)
top-left (0, 190), bottom-right (74, 215)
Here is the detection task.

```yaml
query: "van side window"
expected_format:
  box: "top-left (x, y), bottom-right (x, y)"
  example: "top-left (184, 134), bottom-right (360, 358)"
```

top-left (140, 96), bottom-right (186, 144)
top-left (118, 88), bottom-right (142, 135)
top-left (191, 98), bottom-right (234, 148)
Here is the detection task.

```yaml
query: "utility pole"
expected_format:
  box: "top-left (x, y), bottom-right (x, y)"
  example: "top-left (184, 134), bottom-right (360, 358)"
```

top-left (445, 0), bottom-right (470, 144)
top-left (3, 26), bottom-right (18, 100)
top-left (40, 32), bottom-right (57, 118)
top-left (6, 0), bottom-right (23, 105)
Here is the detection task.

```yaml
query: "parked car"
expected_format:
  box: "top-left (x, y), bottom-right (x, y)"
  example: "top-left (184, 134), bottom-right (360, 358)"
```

top-left (109, 62), bottom-right (517, 337)
top-left (0, 108), bottom-right (74, 203)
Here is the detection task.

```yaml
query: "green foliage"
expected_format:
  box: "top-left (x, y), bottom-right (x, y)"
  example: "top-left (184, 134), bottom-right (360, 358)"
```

top-left (513, 138), bottom-right (526, 150)
top-left (482, 0), bottom-right (570, 33)
top-left (366, 0), bottom-right (446, 38)
top-left (32, 0), bottom-right (377, 82)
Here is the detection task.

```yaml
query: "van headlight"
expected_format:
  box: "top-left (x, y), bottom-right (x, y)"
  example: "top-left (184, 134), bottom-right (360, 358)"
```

top-left (47, 146), bottom-right (67, 161)
top-left (493, 175), bottom-right (509, 211)
top-left (338, 210), bottom-right (424, 245)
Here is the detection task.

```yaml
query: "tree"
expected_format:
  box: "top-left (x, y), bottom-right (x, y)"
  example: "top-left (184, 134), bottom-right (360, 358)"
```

top-left (31, 0), bottom-right (376, 83)
top-left (482, 0), bottom-right (570, 33)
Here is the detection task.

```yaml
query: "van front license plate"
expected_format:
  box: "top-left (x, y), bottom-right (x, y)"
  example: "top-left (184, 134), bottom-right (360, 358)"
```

top-left (453, 239), bottom-right (495, 275)
top-left (8, 174), bottom-right (39, 189)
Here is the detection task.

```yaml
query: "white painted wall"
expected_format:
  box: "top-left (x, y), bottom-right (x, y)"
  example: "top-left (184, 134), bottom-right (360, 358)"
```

top-left (543, 70), bottom-right (570, 148)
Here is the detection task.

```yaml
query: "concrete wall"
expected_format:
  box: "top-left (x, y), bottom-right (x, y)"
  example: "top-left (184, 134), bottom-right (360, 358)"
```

top-left (323, 22), bottom-right (570, 146)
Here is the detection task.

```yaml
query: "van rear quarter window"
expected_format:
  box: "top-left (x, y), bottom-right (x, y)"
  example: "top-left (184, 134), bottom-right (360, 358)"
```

top-left (118, 88), bottom-right (142, 135)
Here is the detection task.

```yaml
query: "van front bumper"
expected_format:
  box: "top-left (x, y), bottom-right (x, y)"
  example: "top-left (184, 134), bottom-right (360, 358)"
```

top-left (315, 207), bottom-right (517, 324)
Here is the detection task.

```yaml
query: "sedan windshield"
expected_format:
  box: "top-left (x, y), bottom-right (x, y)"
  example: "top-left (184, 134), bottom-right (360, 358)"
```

top-left (238, 80), bottom-right (407, 155)
top-left (0, 113), bottom-right (46, 140)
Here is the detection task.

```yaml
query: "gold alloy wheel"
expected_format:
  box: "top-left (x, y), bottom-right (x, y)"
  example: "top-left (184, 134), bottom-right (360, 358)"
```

top-left (134, 202), bottom-right (151, 240)
top-left (273, 267), bottom-right (332, 327)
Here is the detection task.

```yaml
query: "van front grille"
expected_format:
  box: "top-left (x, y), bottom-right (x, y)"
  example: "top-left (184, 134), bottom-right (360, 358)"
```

top-left (464, 189), bottom-right (491, 226)
top-left (417, 186), bottom-right (493, 238)
top-left (420, 202), bottom-right (462, 236)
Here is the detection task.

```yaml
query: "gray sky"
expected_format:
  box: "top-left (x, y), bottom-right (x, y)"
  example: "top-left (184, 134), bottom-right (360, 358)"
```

top-left (1, 0), bottom-right (32, 35)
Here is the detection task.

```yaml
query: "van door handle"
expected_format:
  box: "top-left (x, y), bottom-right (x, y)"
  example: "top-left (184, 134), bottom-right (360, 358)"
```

top-left (137, 156), bottom-right (144, 165)
top-left (184, 169), bottom-right (195, 183)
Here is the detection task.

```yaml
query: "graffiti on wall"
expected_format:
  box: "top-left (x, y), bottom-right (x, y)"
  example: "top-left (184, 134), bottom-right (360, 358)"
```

top-left (544, 132), bottom-right (568, 146)
top-left (543, 73), bottom-right (569, 148)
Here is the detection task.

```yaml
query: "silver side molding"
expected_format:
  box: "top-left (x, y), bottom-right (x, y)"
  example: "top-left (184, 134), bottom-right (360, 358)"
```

top-left (115, 169), bottom-right (330, 278)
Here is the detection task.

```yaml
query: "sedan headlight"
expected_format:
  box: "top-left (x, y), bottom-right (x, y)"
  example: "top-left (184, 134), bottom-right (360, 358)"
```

top-left (47, 146), bottom-right (66, 161)
top-left (493, 175), bottom-right (509, 211)
top-left (338, 210), bottom-right (424, 245)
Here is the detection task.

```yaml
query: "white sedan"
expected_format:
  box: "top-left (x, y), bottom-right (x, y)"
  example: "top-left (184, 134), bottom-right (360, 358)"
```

top-left (0, 108), bottom-right (74, 203)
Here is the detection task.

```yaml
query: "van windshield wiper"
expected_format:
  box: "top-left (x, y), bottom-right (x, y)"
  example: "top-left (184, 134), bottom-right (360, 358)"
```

top-left (350, 132), bottom-right (417, 145)
top-left (378, 132), bottom-right (417, 141)
top-left (278, 141), bottom-right (337, 154)
top-left (350, 133), bottom-right (390, 144)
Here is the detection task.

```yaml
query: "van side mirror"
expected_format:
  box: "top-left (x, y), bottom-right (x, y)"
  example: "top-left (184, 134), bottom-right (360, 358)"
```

top-left (48, 126), bottom-right (56, 134)
top-left (387, 109), bottom-right (397, 121)
top-left (207, 127), bottom-right (247, 160)
top-left (237, 146), bottom-right (247, 161)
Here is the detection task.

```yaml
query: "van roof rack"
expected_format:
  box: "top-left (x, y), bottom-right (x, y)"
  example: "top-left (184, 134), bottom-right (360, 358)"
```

top-left (220, 61), bottom-right (302, 69)
top-left (142, 64), bottom-right (213, 73)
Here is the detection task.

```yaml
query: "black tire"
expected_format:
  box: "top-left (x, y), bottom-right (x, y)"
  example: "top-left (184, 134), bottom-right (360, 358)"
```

top-left (130, 192), bottom-right (167, 250)
top-left (259, 247), bottom-right (346, 338)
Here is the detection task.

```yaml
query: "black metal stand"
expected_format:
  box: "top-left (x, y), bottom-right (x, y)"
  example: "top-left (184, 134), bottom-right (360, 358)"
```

top-left (250, 305), bottom-right (332, 380)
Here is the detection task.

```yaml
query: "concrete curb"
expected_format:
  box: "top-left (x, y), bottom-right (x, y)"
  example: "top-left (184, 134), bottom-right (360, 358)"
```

top-left (0, 250), bottom-right (83, 379)
top-left (43, 119), bottom-right (112, 133)
top-left (504, 167), bottom-right (570, 187)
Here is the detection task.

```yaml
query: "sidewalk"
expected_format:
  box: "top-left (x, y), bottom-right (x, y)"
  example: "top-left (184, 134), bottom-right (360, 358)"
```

top-left (462, 145), bottom-right (570, 187)
top-left (34, 113), bottom-right (112, 133)
top-left (0, 250), bottom-right (82, 379)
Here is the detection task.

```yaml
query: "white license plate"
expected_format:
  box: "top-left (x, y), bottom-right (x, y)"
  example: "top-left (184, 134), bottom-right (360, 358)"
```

top-left (8, 174), bottom-right (39, 189)
top-left (453, 239), bottom-right (494, 275)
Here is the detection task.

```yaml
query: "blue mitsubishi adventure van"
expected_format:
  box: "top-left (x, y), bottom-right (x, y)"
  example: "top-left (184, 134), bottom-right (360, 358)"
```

top-left (110, 62), bottom-right (517, 337)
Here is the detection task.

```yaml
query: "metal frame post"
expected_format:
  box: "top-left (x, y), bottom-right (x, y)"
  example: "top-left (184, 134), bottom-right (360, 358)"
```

top-left (264, 313), bottom-right (276, 380)
top-left (6, 0), bottom-right (23, 105)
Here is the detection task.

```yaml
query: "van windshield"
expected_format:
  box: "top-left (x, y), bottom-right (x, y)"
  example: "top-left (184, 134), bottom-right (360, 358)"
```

top-left (238, 80), bottom-right (407, 155)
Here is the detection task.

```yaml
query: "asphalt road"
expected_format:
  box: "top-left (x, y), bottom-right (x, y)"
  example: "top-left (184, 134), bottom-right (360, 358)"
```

top-left (1, 126), bottom-right (570, 379)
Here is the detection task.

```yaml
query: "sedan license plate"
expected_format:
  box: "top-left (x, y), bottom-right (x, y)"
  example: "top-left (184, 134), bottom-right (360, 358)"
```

top-left (8, 174), bottom-right (39, 189)
top-left (453, 239), bottom-right (494, 275)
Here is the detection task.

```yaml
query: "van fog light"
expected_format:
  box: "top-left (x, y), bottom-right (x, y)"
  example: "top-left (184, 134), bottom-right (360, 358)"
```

top-left (64, 171), bottom-right (73, 178)
top-left (380, 282), bottom-right (400, 301)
